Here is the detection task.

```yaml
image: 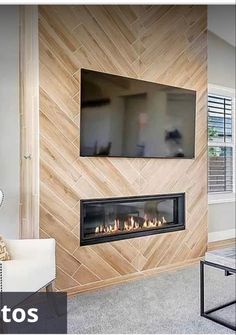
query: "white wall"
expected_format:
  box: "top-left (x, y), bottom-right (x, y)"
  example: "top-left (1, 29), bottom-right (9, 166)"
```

top-left (208, 31), bottom-right (235, 88)
top-left (0, 6), bottom-right (20, 238)
top-left (208, 31), bottom-right (236, 241)
top-left (208, 202), bottom-right (235, 242)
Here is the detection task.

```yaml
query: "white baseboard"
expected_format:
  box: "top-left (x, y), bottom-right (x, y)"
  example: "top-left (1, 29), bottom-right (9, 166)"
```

top-left (208, 229), bottom-right (236, 243)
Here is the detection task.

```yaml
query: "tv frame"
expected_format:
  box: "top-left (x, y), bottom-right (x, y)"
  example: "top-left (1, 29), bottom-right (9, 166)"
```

top-left (79, 68), bottom-right (196, 159)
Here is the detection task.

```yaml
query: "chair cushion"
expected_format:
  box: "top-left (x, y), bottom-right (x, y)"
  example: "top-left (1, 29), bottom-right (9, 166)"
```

top-left (1, 259), bottom-right (55, 292)
top-left (0, 235), bottom-right (10, 261)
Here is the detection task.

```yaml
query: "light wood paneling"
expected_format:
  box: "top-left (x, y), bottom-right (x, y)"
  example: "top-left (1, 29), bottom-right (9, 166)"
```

top-left (39, 5), bottom-right (208, 292)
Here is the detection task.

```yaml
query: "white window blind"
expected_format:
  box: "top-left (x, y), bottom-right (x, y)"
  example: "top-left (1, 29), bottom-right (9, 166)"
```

top-left (208, 93), bottom-right (234, 194)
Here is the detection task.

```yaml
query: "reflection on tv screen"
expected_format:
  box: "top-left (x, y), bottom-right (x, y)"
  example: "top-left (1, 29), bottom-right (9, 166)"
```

top-left (80, 69), bottom-right (196, 159)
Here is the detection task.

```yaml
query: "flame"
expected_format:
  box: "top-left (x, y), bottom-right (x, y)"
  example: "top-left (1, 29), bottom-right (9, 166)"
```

top-left (114, 219), bottom-right (119, 231)
top-left (130, 216), bottom-right (135, 229)
top-left (162, 216), bottom-right (166, 224)
top-left (94, 215), bottom-right (167, 235)
top-left (135, 222), bottom-right (139, 229)
top-left (124, 221), bottom-right (129, 231)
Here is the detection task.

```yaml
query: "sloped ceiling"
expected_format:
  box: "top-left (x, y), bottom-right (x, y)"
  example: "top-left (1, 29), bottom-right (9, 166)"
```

top-left (208, 5), bottom-right (236, 47)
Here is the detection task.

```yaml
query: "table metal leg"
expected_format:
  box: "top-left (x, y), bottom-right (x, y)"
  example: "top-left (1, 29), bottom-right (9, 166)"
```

top-left (200, 260), bottom-right (205, 316)
top-left (200, 260), bottom-right (236, 331)
top-left (225, 270), bottom-right (233, 276)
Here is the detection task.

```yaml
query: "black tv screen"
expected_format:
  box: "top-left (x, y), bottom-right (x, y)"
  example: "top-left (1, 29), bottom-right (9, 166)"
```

top-left (80, 69), bottom-right (196, 159)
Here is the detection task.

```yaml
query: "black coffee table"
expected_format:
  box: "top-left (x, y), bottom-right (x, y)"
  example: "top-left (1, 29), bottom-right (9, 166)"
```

top-left (200, 245), bottom-right (236, 331)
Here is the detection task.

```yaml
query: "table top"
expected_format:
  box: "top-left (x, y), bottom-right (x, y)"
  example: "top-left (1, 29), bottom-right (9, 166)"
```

top-left (205, 245), bottom-right (236, 270)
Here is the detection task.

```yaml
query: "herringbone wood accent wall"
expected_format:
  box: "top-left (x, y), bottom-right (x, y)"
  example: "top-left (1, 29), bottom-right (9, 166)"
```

top-left (39, 5), bottom-right (208, 293)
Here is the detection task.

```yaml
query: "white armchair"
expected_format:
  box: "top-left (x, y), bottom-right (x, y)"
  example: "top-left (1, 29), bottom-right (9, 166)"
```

top-left (0, 238), bottom-right (56, 292)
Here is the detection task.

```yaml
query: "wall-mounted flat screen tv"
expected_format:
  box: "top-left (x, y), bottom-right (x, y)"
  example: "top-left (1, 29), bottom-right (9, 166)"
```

top-left (80, 69), bottom-right (196, 159)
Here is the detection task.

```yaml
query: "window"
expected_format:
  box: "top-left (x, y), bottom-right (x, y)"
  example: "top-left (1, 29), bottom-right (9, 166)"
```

top-left (208, 86), bottom-right (235, 200)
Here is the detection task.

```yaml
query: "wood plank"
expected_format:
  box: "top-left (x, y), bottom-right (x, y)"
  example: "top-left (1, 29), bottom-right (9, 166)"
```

top-left (39, 14), bottom-right (81, 74)
top-left (91, 244), bottom-right (137, 275)
top-left (53, 6), bottom-right (81, 31)
top-left (73, 7), bottom-right (138, 77)
top-left (56, 243), bottom-right (81, 276)
top-left (40, 44), bottom-right (80, 98)
top-left (56, 266), bottom-right (80, 290)
top-left (72, 265), bottom-right (101, 285)
top-left (40, 183), bottom-right (78, 230)
top-left (207, 238), bottom-right (236, 252)
top-left (41, 136), bottom-right (81, 187)
top-left (40, 112), bottom-right (79, 164)
top-left (73, 246), bottom-right (121, 280)
top-left (40, 65), bottom-right (80, 119)
top-left (86, 6), bottom-right (138, 64)
top-left (40, 206), bottom-right (78, 254)
top-left (41, 160), bottom-right (80, 208)
top-left (40, 6), bottom-right (81, 52)
top-left (110, 240), bottom-right (139, 263)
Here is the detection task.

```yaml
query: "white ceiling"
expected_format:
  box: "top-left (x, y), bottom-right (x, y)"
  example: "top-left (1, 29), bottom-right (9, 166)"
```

top-left (208, 5), bottom-right (236, 47)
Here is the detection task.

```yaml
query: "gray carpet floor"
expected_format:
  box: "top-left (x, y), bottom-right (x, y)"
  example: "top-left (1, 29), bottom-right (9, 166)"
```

top-left (68, 264), bottom-right (236, 334)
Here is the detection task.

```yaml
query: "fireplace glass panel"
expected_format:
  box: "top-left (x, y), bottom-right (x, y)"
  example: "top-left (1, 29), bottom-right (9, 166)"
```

top-left (81, 194), bottom-right (185, 245)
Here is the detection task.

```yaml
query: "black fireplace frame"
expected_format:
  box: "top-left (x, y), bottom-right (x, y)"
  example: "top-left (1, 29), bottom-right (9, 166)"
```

top-left (80, 193), bottom-right (185, 246)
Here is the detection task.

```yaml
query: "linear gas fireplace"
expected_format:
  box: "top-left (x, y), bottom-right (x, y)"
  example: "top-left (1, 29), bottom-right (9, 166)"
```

top-left (80, 193), bottom-right (185, 246)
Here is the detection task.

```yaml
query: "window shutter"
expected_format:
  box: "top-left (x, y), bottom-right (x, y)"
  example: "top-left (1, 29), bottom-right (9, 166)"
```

top-left (208, 94), bottom-right (232, 142)
top-left (208, 146), bottom-right (233, 193)
top-left (208, 93), bottom-right (233, 194)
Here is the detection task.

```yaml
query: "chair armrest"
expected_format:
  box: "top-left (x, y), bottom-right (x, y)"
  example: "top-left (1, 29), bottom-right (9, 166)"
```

top-left (5, 238), bottom-right (55, 262)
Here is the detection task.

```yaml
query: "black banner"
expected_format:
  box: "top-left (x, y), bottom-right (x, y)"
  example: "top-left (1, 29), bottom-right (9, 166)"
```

top-left (0, 292), bottom-right (67, 334)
